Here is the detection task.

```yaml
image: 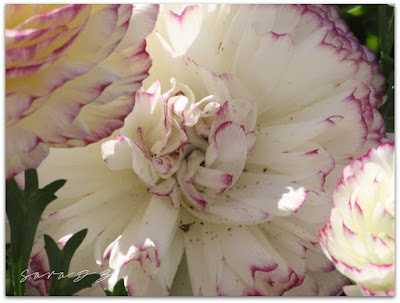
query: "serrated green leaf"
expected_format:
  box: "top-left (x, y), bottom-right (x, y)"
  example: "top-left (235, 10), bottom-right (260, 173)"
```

top-left (6, 169), bottom-right (66, 296)
top-left (49, 274), bottom-right (100, 296)
top-left (44, 229), bottom-right (100, 296)
top-left (105, 278), bottom-right (129, 296)
top-left (61, 229), bottom-right (87, 271)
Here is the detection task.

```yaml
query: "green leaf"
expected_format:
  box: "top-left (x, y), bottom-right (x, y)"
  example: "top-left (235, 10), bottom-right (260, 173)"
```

top-left (379, 71), bottom-right (395, 133)
top-left (44, 229), bottom-right (101, 296)
top-left (378, 5), bottom-right (387, 45)
top-left (383, 10), bottom-right (394, 56)
top-left (341, 5), bottom-right (365, 18)
top-left (365, 31), bottom-right (379, 53)
top-left (6, 244), bottom-right (14, 296)
top-left (105, 279), bottom-right (129, 296)
top-left (6, 169), bottom-right (66, 296)
top-left (169, 252), bottom-right (193, 296)
top-left (375, 5), bottom-right (395, 134)
top-left (339, 5), bottom-right (376, 19)
top-left (378, 5), bottom-right (394, 57)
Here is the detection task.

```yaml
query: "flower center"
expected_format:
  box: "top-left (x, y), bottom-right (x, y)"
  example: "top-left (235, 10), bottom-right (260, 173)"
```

top-left (165, 80), bottom-right (258, 213)
top-left (102, 78), bottom-right (257, 218)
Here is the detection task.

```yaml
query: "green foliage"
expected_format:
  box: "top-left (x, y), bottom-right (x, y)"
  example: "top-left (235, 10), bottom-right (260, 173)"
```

top-left (378, 5), bottom-right (395, 133)
top-left (105, 278), bottom-right (129, 296)
top-left (6, 169), bottom-right (66, 296)
top-left (44, 229), bottom-right (100, 296)
top-left (6, 244), bottom-right (14, 296)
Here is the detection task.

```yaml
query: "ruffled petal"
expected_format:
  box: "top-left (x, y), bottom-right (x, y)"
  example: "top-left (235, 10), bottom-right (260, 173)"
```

top-left (6, 4), bottom-right (157, 178)
top-left (181, 212), bottom-right (314, 296)
top-left (101, 134), bottom-right (158, 186)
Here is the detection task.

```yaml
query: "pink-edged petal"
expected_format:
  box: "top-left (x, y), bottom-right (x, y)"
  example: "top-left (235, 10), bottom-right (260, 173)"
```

top-left (152, 154), bottom-right (181, 179)
top-left (101, 135), bottom-right (134, 171)
top-left (6, 55), bottom-right (60, 78)
top-left (17, 64), bottom-right (120, 143)
top-left (245, 131), bottom-right (257, 156)
top-left (149, 178), bottom-right (180, 208)
top-left (207, 98), bottom-right (257, 142)
top-left (358, 284), bottom-right (394, 296)
top-left (220, 172), bottom-right (311, 218)
top-left (157, 119), bottom-right (188, 156)
top-left (320, 212), bottom-right (394, 286)
top-left (115, 4), bottom-right (159, 50)
top-left (193, 166), bottom-right (232, 191)
top-left (13, 5), bottom-right (89, 31)
top-left (87, 39), bottom-right (152, 108)
top-left (121, 80), bottom-right (168, 150)
top-left (63, 5), bottom-right (124, 61)
top-left (143, 231), bottom-right (184, 296)
top-left (7, 59), bottom-right (93, 107)
top-left (255, 92), bottom-right (366, 155)
top-left (6, 142), bottom-right (49, 180)
top-left (101, 134), bottom-right (158, 186)
top-left (62, 95), bottom-right (135, 147)
top-left (319, 142), bottom-right (394, 294)
top-left (183, 149), bottom-right (205, 182)
top-left (104, 195), bottom-right (179, 278)
top-left (365, 232), bottom-right (393, 262)
top-left (372, 202), bottom-right (394, 235)
top-left (232, 28), bottom-right (295, 104)
top-left (105, 234), bottom-right (183, 297)
top-left (6, 125), bottom-right (40, 155)
top-left (6, 24), bottom-right (83, 68)
top-left (205, 121), bottom-right (247, 185)
top-left (283, 275), bottom-right (319, 296)
top-left (165, 5), bottom-right (220, 72)
top-left (177, 160), bottom-right (208, 211)
top-left (6, 4), bottom-right (156, 172)
top-left (6, 93), bottom-right (37, 124)
top-left (342, 285), bottom-right (363, 296)
top-left (182, 211), bottom-right (305, 296)
top-left (249, 142), bottom-right (335, 190)
top-left (277, 186), bottom-right (308, 214)
top-left (5, 26), bottom-right (66, 46)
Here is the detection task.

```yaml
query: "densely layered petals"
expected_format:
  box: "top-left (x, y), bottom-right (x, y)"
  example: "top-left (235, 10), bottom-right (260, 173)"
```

top-left (29, 4), bottom-right (385, 296)
top-left (142, 4), bottom-right (385, 295)
top-left (26, 80), bottom-right (191, 295)
top-left (180, 211), bottom-right (347, 296)
top-left (5, 4), bottom-right (158, 179)
top-left (319, 142), bottom-right (395, 296)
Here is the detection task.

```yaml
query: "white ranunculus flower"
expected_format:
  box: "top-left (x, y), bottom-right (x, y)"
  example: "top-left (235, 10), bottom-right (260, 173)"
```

top-left (5, 4), bottom-right (158, 180)
top-left (319, 142), bottom-right (395, 296)
top-left (29, 4), bottom-right (386, 296)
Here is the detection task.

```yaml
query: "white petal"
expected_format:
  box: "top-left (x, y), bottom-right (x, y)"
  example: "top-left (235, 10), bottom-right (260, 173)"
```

top-left (101, 134), bottom-right (159, 186)
top-left (205, 121), bottom-right (247, 186)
